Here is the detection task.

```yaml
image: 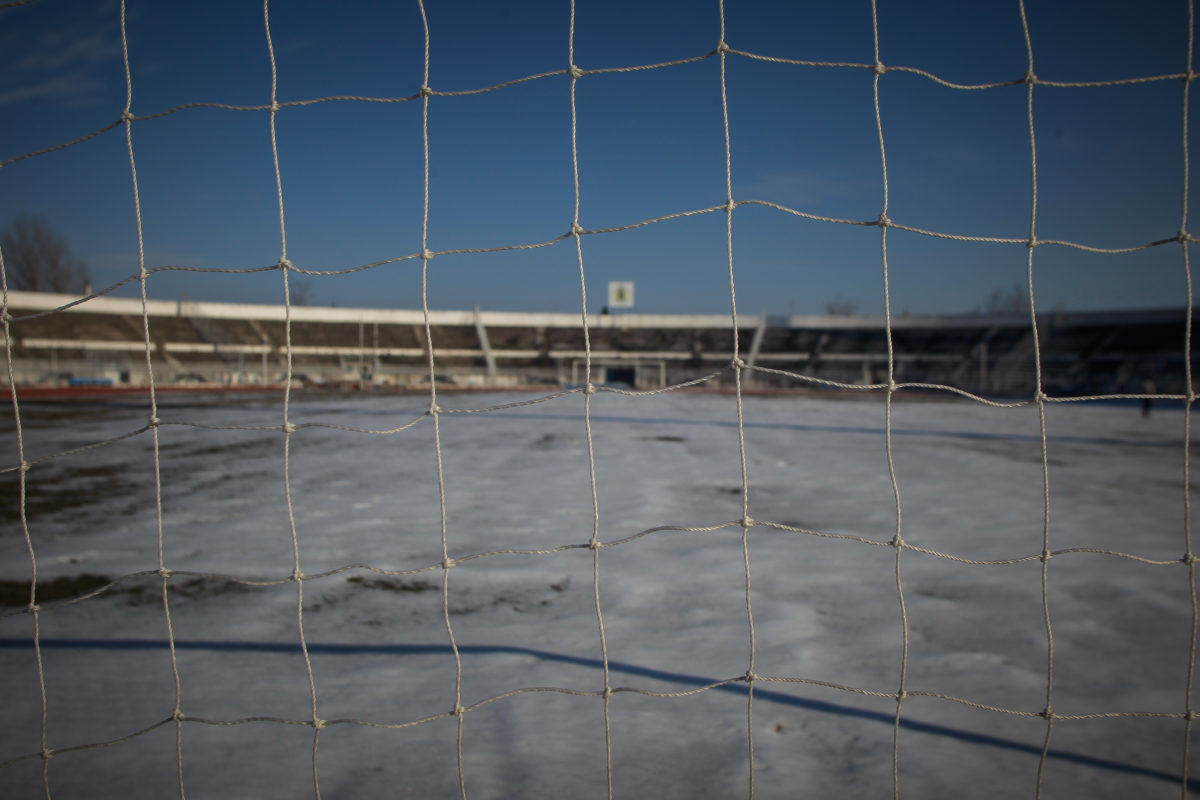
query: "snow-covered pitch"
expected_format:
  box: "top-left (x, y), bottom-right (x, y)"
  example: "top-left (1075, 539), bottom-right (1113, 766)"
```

top-left (1, 390), bottom-right (1196, 798)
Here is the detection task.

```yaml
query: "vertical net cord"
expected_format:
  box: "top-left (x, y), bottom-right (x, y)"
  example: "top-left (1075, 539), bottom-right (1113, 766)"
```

top-left (119, 2), bottom-right (184, 796)
top-left (868, 3), bottom-right (907, 797)
top-left (1180, 3), bottom-right (1197, 797)
top-left (567, 4), bottom-right (614, 796)
top-left (263, 3), bottom-right (323, 796)
top-left (0, 231), bottom-right (48, 798)
top-left (1015, 3), bottom-right (1056, 796)
top-left (715, 2), bottom-right (757, 796)
top-left (414, 3), bottom-right (467, 797)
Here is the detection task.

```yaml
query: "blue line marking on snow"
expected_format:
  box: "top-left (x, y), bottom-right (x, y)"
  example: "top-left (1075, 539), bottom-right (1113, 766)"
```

top-left (1, 636), bottom-right (1195, 791)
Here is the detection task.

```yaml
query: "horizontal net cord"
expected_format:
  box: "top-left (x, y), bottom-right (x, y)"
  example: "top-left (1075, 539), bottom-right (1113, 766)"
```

top-left (0, 717), bottom-right (176, 769)
top-left (0, 425), bottom-right (154, 474)
top-left (1, 655), bottom-right (1193, 776)
top-left (731, 46), bottom-right (1196, 90)
top-left (3, 373), bottom-right (1189, 474)
top-left (154, 415), bottom-right (431, 436)
top-left (5, 216), bottom-right (1190, 324)
top-left (4, 45), bottom-right (1193, 170)
top-left (5, 528), bottom-right (1192, 628)
top-left (747, 366), bottom-right (1198, 406)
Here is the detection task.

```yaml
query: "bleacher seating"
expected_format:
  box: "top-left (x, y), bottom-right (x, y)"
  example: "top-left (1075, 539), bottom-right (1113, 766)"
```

top-left (2, 291), bottom-right (1193, 396)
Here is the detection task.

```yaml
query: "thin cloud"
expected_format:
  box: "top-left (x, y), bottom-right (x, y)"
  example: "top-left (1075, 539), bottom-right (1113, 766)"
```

top-left (0, 2), bottom-right (121, 109)
top-left (0, 70), bottom-right (105, 107)
top-left (15, 28), bottom-right (117, 72)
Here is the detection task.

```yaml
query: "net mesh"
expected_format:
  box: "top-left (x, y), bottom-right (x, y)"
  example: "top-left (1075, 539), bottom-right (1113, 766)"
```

top-left (0, 0), bottom-right (1196, 798)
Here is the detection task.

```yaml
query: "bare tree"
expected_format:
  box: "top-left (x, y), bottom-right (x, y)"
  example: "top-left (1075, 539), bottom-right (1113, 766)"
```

top-left (824, 296), bottom-right (859, 315)
top-left (1, 217), bottom-right (91, 293)
top-left (289, 276), bottom-right (313, 306)
top-left (973, 283), bottom-right (1030, 316)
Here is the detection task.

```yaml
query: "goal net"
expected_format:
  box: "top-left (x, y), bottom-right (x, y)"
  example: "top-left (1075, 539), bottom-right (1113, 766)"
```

top-left (0, 1), bottom-right (1196, 798)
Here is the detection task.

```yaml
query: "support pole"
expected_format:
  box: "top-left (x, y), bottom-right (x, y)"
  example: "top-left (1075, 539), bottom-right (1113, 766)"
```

top-left (474, 306), bottom-right (497, 380)
top-left (746, 311), bottom-right (768, 369)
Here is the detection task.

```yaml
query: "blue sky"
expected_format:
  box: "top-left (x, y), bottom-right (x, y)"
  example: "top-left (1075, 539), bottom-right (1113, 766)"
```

top-left (0, 0), bottom-right (1195, 316)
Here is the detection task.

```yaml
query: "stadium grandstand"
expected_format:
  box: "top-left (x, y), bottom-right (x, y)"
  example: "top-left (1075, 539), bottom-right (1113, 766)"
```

top-left (2, 290), bottom-right (1193, 398)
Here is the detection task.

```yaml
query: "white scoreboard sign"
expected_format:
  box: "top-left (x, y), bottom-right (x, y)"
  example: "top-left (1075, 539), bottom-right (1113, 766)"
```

top-left (607, 281), bottom-right (635, 309)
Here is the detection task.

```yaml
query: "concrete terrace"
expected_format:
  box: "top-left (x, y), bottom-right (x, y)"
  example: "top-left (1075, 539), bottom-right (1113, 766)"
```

top-left (2, 291), bottom-right (1194, 397)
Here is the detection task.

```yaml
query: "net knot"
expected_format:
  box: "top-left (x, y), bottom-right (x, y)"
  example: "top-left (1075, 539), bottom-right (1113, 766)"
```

top-left (896, 689), bottom-right (908, 701)
top-left (1024, 70), bottom-right (1037, 85)
top-left (891, 533), bottom-right (905, 548)
top-left (1183, 553), bottom-right (1197, 566)
top-left (1187, 710), bottom-right (1199, 721)
top-left (570, 222), bottom-right (585, 236)
top-left (731, 357), bottom-right (746, 369)
top-left (172, 709), bottom-right (185, 722)
top-left (872, 62), bottom-right (887, 76)
top-left (442, 557), bottom-right (456, 570)
top-left (1186, 70), bottom-right (1198, 84)
top-left (269, 101), bottom-right (281, 113)
top-left (419, 85), bottom-right (433, 97)
top-left (120, 110), bottom-right (135, 123)
top-left (717, 41), bottom-right (731, 55)
top-left (584, 383), bottom-right (596, 395)
top-left (568, 65), bottom-right (584, 80)
top-left (19, 461), bottom-right (30, 473)
top-left (451, 703), bottom-right (466, 717)
top-left (724, 199), bottom-right (736, 214)
top-left (41, 748), bottom-right (55, 761)
top-left (588, 538), bottom-right (603, 550)
top-left (157, 567), bottom-right (174, 578)
top-left (282, 421), bottom-right (297, 434)
top-left (1178, 229), bottom-right (1191, 244)
top-left (27, 602), bottom-right (39, 614)
top-left (602, 686), bottom-right (614, 699)
top-left (428, 402), bottom-right (441, 415)
top-left (1026, 236), bottom-right (1038, 249)
top-left (742, 671), bottom-right (757, 683)
top-left (420, 249), bottom-right (434, 261)
top-left (1039, 706), bottom-right (1054, 719)
top-left (311, 717), bottom-right (327, 730)
top-left (1034, 390), bottom-right (1048, 404)
top-left (148, 416), bottom-right (161, 428)
top-left (741, 516), bottom-right (755, 529)
top-left (292, 569), bottom-right (305, 582)
top-left (1039, 550), bottom-right (1052, 563)
top-left (877, 213), bottom-right (891, 228)
top-left (278, 258), bottom-right (293, 271)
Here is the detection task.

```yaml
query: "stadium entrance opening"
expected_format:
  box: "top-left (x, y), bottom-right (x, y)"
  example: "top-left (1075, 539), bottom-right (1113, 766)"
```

top-left (605, 366), bottom-right (636, 388)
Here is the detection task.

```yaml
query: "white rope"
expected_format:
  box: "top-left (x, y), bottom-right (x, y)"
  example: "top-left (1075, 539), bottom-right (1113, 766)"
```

top-left (117, 0), bottom-right (185, 795)
top-left (261, 2), bottom-right (325, 796)
top-left (1178, 3), bottom-right (1198, 795)
top-left (1, 3), bottom-right (1196, 798)
top-left (567, 3), bottom-right (616, 795)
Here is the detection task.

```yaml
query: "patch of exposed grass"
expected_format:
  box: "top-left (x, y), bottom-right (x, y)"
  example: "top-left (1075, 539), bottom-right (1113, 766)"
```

top-left (0, 573), bottom-right (112, 607)
top-left (120, 575), bottom-right (253, 605)
top-left (346, 575), bottom-right (434, 593)
top-left (0, 573), bottom-right (263, 608)
top-left (0, 467), bottom-right (141, 525)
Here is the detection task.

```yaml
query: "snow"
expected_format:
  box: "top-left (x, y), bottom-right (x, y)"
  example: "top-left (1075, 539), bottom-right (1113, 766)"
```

top-left (1, 389), bottom-right (1196, 798)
